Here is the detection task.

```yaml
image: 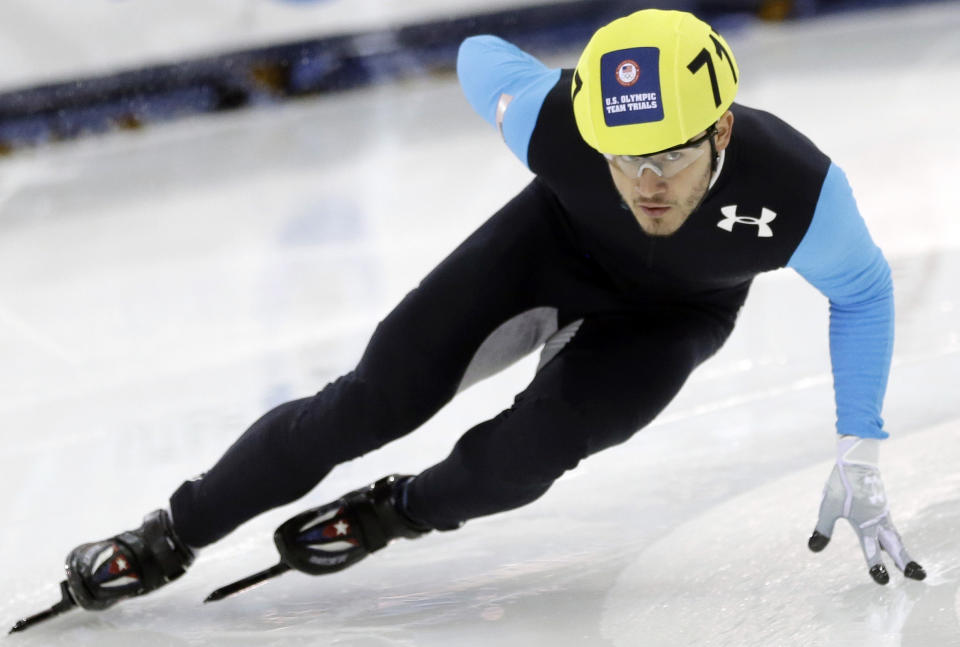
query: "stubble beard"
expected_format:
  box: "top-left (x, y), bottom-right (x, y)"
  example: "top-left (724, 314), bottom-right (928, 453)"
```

top-left (631, 165), bottom-right (712, 237)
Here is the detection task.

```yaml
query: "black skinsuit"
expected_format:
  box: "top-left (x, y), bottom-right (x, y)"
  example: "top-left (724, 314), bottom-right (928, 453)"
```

top-left (170, 71), bottom-right (830, 546)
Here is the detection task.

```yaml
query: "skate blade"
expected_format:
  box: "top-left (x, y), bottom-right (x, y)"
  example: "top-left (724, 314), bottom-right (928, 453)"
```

top-left (9, 581), bottom-right (77, 633)
top-left (204, 562), bottom-right (291, 603)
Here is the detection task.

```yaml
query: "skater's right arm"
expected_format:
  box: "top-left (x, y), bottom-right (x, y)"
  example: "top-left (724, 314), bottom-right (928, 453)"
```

top-left (457, 36), bottom-right (561, 169)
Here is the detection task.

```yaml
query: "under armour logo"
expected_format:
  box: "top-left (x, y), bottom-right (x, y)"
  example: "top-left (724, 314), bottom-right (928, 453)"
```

top-left (717, 205), bottom-right (777, 238)
top-left (863, 474), bottom-right (886, 506)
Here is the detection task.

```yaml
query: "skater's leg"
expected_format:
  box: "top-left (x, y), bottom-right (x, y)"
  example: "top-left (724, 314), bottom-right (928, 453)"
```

top-left (54, 180), bottom-right (599, 614)
top-left (169, 375), bottom-right (408, 547)
top-left (169, 181), bottom-right (578, 547)
top-left (405, 308), bottom-right (735, 529)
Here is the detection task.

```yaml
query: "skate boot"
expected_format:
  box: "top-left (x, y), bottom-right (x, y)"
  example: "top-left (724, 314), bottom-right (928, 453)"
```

top-left (275, 474), bottom-right (430, 575)
top-left (65, 509), bottom-right (195, 610)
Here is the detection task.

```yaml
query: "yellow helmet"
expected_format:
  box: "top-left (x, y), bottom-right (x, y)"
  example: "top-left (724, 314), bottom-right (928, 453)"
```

top-left (572, 9), bottom-right (739, 156)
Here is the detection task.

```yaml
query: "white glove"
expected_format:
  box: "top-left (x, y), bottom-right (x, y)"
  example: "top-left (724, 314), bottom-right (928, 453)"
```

top-left (808, 435), bottom-right (926, 584)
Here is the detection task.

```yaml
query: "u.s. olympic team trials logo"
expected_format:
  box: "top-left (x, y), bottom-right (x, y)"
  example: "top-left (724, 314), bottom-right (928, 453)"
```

top-left (616, 60), bottom-right (640, 87)
top-left (600, 48), bottom-right (664, 126)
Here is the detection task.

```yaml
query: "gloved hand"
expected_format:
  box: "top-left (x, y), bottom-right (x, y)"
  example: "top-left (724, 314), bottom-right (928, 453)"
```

top-left (808, 435), bottom-right (926, 584)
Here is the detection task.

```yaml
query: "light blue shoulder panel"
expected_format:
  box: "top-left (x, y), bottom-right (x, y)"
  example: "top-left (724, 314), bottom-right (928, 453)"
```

top-left (457, 35), bottom-right (561, 167)
top-left (788, 163), bottom-right (894, 439)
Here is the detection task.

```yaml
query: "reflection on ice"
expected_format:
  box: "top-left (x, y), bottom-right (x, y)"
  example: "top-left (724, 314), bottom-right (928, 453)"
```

top-left (601, 421), bottom-right (960, 647)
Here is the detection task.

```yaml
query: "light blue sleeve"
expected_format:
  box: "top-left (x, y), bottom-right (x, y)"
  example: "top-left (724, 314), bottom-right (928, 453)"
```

top-left (457, 35), bottom-right (562, 168)
top-left (787, 163), bottom-right (894, 439)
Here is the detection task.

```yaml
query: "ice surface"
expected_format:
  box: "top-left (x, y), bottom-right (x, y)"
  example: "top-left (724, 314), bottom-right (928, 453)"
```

top-left (1, 3), bottom-right (959, 646)
top-left (602, 420), bottom-right (960, 646)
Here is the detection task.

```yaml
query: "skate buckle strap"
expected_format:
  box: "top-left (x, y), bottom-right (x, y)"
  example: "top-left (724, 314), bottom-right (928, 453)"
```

top-left (345, 491), bottom-right (389, 552)
top-left (120, 511), bottom-right (193, 589)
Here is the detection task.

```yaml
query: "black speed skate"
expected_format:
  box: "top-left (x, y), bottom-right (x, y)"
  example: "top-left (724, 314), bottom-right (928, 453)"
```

top-left (205, 474), bottom-right (430, 602)
top-left (276, 474), bottom-right (429, 575)
top-left (9, 510), bottom-right (194, 633)
top-left (65, 509), bottom-right (194, 610)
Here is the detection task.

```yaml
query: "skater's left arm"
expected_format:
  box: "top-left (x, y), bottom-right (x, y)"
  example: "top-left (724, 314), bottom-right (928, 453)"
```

top-left (788, 163), bottom-right (893, 440)
top-left (788, 163), bottom-right (925, 584)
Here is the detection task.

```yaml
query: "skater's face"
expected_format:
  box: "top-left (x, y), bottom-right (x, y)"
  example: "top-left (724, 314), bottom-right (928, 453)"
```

top-left (607, 111), bottom-right (734, 237)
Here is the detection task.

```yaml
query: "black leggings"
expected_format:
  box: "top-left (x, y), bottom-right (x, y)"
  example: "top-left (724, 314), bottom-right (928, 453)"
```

top-left (170, 180), bottom-right (738, 547)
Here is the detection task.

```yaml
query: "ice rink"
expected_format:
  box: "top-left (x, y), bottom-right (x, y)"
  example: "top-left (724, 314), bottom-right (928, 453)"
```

top-left (2, 3), bottom-right (959, 645)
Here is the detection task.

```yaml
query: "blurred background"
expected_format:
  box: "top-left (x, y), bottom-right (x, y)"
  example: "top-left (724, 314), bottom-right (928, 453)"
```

top-left (0, 0), bottom-right (950, 153)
